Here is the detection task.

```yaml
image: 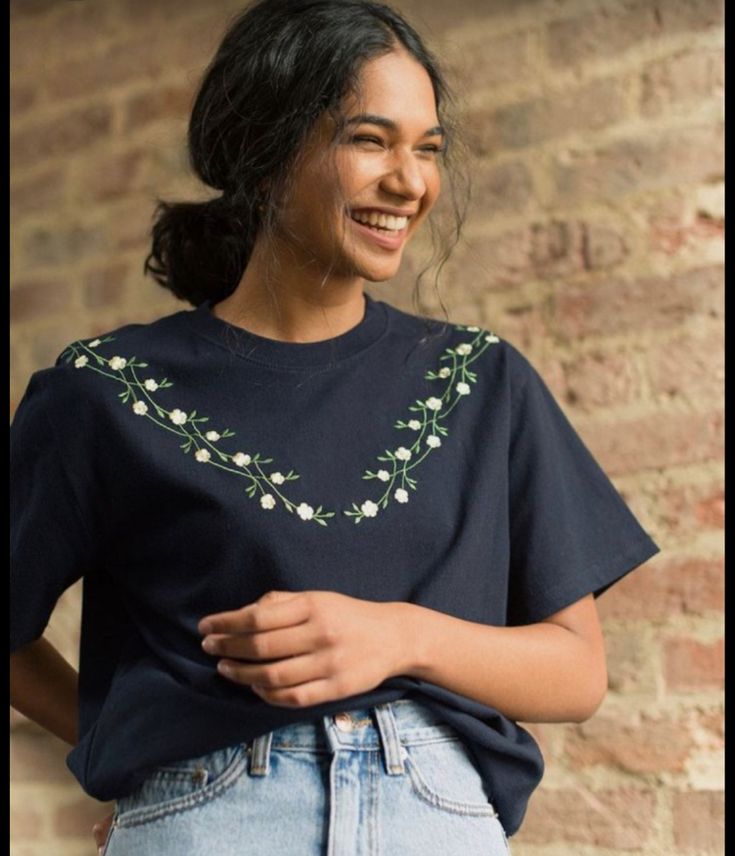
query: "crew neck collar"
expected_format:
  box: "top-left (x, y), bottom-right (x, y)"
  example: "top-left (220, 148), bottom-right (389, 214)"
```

top-left (186, 292), bottom-right (389, 369)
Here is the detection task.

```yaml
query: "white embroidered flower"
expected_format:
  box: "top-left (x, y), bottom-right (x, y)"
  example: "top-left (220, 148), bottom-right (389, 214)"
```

top-left (195, 449), bottom-right (211, 463)
top-left (260, 494), bottom-right (276, 509)
top-left (426, 435), bottom-right (441, 448)
top-left (270, 472), bottom-right (285, 484)
top-left (485, 333), bottom-right (499, 343)
top-left (394, 488), bottom-right (409, 503)
top-left (456, 382), bottom-right (471, 395)
top-left (425, 397), bottom-right (443, 411)
top-left (109, 356), bottom-right (127, 370)
top-left (466, 326), bottom-right (480, 332)
top-left (88, 338), bottom-right (101, 348)
top-left (377, 469), bottom-right (391, 482)
top-left (205, 431), bottom-right (220, 441)
top-left (455, 343), bottom-right (473, 356)
top-left (408, 419), bottom-right (422, 430)
top-left (438, 367), bottom-right (451, 378)
top-left (144, 379), bottom-right (159, 391)
top-left (74, 355), bottom-right (89, 368)
top-left (132, 401), bottom-right (148, 416)
top-left (395, 447), bottom-right (412, 461)
top-left (296, 503), bottom-right (314, 520)
top-left (169, 409), bottom-right (187, 425)
top-left (361, 500), bottom-right (379, 517)
top-left (233, 452), bottom-right (251, 467)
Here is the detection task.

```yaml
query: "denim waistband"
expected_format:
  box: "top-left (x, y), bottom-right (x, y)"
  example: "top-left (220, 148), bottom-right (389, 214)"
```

top-left (247, 698), bottom-right (461, 778)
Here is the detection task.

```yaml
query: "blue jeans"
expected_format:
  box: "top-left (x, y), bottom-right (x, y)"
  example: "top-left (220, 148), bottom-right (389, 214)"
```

top-left (102, 698), bottom-right (511, 855)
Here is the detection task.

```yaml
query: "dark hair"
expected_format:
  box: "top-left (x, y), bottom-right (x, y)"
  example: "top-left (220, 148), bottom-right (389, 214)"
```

top-left (143, 0), bottom-right (471, 330)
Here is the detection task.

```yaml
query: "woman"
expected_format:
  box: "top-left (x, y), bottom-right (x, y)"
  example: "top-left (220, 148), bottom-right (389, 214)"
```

top-left (10, 2), bottom-right (660, 854)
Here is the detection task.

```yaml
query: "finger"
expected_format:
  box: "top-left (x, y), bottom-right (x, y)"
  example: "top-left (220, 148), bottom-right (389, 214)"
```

top-left (217, 651), bottom-right (326, 689)
top-left (202, 623), bottom-right (315, 661)
top-left (198, 593), bottom-right (308, 635)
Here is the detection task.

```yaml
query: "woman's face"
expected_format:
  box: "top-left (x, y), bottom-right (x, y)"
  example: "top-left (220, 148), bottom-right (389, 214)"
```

top-left (275, 48), bottom-right (444, 288)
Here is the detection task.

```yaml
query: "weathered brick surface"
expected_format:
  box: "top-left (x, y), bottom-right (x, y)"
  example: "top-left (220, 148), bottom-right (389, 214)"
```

top-left (546, 0), bottom-right (724, 68)
top-left (565, 713), bottom-right (694, 773)
top-left (553, 124), bottom-right (725, 201)
top-left (672, 789), bottom-right (725, 851)
top-left (10, 2), bottom-right (724, 855)
top-left (518, 786), bottom-right (657, 848)
top-left (492, 76), bottom-right (628, 150)
top-left (664, 638), bottom-right (725, 691)
top-left (597, 556), bottom-right (723, 621)
top-left (10, 104), bottom-right (113, 170)
top-left (550, 265), bottom-right (724, 340)
top-left (641, 48), bottom-right (725, 117)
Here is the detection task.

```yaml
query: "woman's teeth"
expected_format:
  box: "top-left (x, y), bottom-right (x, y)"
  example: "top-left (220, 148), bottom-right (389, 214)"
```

top-left (350, 210), bottom-right (409, 233)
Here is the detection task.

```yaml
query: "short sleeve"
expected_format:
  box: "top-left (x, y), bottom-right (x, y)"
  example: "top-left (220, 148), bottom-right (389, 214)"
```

top-left (10, 360), bottom-right (101, 654)
top-left (505, 345), bottom-right (660, 626)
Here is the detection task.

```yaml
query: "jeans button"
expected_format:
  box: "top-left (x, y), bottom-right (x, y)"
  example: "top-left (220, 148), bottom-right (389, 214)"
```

top-left (334, 712), bottom-right (353, 732)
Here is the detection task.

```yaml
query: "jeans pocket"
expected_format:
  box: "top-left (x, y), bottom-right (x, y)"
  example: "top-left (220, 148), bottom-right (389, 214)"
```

top-left (401, 737), bottom-right (500, 817)
top-left (113, 743), bottom-right (250, 829)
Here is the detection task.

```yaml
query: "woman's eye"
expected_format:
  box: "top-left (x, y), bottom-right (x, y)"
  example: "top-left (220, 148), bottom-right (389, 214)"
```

top-left (351, 136), bottom-right (444, 155)
top-left (352, 136), bottom-right (383, 146)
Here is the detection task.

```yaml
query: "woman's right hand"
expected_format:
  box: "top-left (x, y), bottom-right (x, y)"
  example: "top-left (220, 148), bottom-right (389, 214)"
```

top-left (92, 812), bottom-right (114, 854)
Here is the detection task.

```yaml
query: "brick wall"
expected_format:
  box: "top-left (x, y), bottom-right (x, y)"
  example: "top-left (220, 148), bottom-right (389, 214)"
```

top-left (10, 1), bottom-right (724, 854)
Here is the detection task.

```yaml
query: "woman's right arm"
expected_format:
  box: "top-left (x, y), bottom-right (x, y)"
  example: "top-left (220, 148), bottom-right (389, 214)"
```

top-left (10, 636), bottom-right (79, 746)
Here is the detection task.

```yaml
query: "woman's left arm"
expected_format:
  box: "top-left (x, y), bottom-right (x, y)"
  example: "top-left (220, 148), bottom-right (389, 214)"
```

top-left (395, 593), bottom-right (608, 724)
top-left (199, 589), bottom-right (607, 723)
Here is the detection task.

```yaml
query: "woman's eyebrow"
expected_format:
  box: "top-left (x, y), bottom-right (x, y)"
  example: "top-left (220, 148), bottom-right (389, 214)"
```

top-left (345, 113), bottom-right (445, 138)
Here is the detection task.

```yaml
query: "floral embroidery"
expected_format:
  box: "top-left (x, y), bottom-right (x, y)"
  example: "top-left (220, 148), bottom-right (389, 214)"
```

top-left (59, 323), bottom-right (500, 527)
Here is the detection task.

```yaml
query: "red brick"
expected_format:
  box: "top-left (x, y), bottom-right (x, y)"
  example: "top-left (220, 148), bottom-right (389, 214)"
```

top-left (74, 149), bottom-right (149, 203)
top-left (673, 790), bottom-right (724, 851)
top-left (551, 348), bottom-right (641, 410)
top-left (649, 209), bottom-right (725, 255)
top-left (124, 84), bottom-right (195, 132)
top-left (641, 48), bottom-right (724, 117)
top-left (9, 82), bottom-right (37, 116)
top-left (664, 638), bottom-right (724, 691)
top-left (10, 728), bottom-right (75, 783)
top-left (582, 223), bottom-right (629, 270)
top-left (444, 29), bottom-right (535, 94)
top-left (10, 278), bottom-right (73, 324)
top-left (82, 261), bottom-right (131, 310)
top-left (492, 77), bottom-right (627, 150)
top-left (471, 160), bottom-right (534, 217)
top-left (553, 125), bottom-right (724, 202)
top-left (530, 220), bottom-right (585, 280)
top-left (9, 0), bottom-right (57, 18)
top-left (546, 0), bottom-right (724, 68)
top-left (10, 166), bottom-right (67, 217)
top-left (9, 805), bottom-right (43, 841)
top-left (10, 104), bottom-right (113, 170)
top-left (646, 328), bottom-right (724, 404)
top-left (597, 556), bottom-right (723, 621)
top-left (53, 796), bottom-right (116, 838)
top-left (551, 265), bottom-right (724, 340)
top-left (518, 786), bottom-right (656, 848)
top-left (21, 221), bottom-right (109, 269)
top-left (655, 479), bottom-right (725, 535)
top-left (565, 713), bottom-right (694, 773)
top-left (573, 407), bottom-right (723, 476)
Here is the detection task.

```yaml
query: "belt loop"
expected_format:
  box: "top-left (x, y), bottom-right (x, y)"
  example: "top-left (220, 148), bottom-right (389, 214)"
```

top-left (372, 702), bottom-right (407, 776)
top-left (248, 730), bottom-right (273, 776)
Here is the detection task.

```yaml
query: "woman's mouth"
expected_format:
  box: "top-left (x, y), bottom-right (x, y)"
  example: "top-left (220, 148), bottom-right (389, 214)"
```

top-left (347, 209), bottom-right (410, 250)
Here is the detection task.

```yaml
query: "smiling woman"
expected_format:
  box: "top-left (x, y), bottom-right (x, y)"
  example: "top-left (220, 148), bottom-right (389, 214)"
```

top-left (9, 2), bottom-right (661, 855)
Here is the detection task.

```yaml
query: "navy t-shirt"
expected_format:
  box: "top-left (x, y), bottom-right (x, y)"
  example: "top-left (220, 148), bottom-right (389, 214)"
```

top-left (10, 292), bottom-right (660, 835)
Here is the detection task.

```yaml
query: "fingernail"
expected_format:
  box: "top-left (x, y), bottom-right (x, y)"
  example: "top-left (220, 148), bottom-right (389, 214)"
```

top-left (98, 848), bottom-right (104, 856)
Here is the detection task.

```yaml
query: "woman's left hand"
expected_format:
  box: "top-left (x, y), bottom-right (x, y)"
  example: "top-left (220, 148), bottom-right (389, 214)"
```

top-left (198, 590), bottom-right (408, 707)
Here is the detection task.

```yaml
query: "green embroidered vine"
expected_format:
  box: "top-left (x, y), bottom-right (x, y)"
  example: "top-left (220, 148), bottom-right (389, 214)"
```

top-left (60, 324), bottom-right (500, 527)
